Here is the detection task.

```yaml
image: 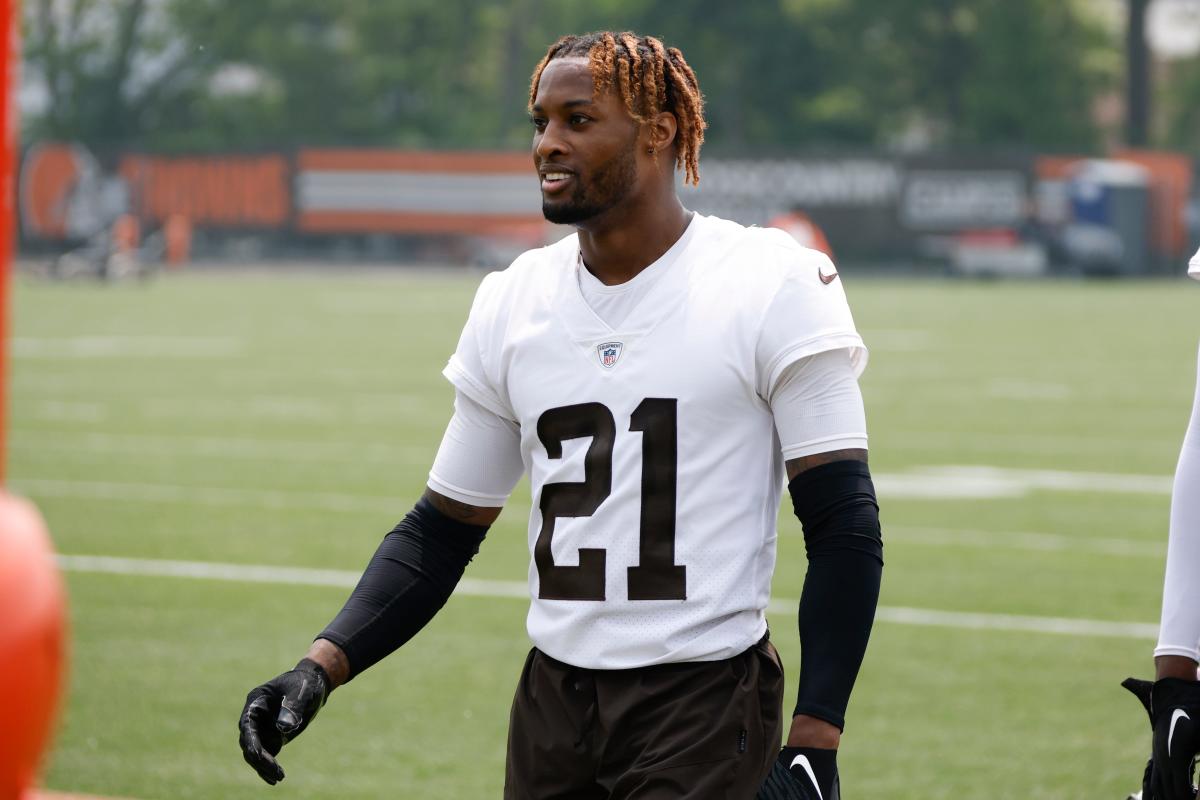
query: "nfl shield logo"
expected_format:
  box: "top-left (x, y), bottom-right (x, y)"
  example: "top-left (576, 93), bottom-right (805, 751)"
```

top-left (597, 341), bottom-right (623, 369)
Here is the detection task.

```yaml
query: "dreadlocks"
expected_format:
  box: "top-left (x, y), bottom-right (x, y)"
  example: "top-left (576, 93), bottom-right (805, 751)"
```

top-left (529, 31), bottom-right (707, 186)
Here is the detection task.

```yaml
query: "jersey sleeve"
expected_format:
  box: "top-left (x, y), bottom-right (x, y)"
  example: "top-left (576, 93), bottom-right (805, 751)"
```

top-left (754, 241), bottom-right (868, 399)
top-left (1155, 341), bottom-right (1200, 661)
top-left (442, 271), bottom-right (516, 421)
top-left (770, 349), bottom-right (869, 460)
top-left (1189, 246), bottom-right (1199, 280)
top-left (427, 390), bottom-right (524, 508)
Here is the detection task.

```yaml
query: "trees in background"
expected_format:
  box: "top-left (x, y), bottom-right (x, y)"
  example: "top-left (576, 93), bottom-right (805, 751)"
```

top-left (1161, 53), bottom-right (1200, 152)
top-left (785, 0), bottom-right (1118, 152)
top-left (23, 0), bottom-right (212, 150)
top-left (630, 0), bottom-right (1116, 153)
top-left (16, 0), bottom-right (1156, 155)
top-left (21, 0), bottom-right (592, 150)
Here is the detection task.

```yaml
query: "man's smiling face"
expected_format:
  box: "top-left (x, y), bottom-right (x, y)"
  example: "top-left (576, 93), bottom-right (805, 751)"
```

top-left (530, 57), bottom-right (642, 226)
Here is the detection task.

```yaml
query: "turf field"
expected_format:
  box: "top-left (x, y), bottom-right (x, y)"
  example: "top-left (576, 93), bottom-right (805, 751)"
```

top-left (12, 268), bottom-right (1198, 799)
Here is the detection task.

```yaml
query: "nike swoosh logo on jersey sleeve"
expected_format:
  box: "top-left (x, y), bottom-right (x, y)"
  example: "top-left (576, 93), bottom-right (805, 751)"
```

top-left (1169, 708), bottom-right (1190, 757)
top-left (789, 754), bottom-right (824, 800)
top-left (818, 268), bottom-right (839, 285)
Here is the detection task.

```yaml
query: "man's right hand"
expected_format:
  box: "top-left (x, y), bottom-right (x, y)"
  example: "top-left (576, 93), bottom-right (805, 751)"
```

top-left (238, 658), bottom-right (331, 785)
top-left (1123, 677), bottom-right (1200, 800)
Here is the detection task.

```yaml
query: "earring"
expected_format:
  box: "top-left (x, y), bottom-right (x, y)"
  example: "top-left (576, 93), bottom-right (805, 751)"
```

top-left (647, 148), bottom-right (655, 156)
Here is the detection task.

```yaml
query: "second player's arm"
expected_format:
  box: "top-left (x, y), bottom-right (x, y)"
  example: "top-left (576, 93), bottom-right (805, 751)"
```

top-left (1153, 341), bottom-right (1200, 681)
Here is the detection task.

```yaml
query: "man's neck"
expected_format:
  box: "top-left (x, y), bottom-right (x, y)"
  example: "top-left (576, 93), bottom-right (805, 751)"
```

top-left (576, 194), bottom-right (692, 286)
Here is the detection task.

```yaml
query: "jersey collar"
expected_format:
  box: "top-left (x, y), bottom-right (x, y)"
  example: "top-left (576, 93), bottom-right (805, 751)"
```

top-left (557, 215), bottom-right (703, 343)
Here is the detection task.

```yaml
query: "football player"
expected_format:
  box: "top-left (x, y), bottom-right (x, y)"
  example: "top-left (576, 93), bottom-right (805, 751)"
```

top-left (238, 31), bottom-right (882, 799)
top-left (1123, 249), bottom-right (1200, 800)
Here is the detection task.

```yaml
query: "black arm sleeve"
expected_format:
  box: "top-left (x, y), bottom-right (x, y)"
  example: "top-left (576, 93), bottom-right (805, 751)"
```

top-left (316, 496), bottom-right (489, 681)
top-left (790, 459), bottom-right (883, 730)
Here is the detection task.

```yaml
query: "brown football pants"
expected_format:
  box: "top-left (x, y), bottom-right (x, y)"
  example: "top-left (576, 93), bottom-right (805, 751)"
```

top-left (504, 635), bottom-right (784, 800)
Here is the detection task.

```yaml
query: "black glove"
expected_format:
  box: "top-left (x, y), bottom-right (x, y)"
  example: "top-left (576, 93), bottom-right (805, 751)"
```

top-left (1124, 677), bottom-right (1200, 800)
top-left (757, 746), bottom-right (840, 800)
top-left (238, 658), bottom-right (331, 785)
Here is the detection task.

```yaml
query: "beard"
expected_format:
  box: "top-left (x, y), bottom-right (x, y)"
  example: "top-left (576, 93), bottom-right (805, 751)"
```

top-left (541, 141), bottom-right (638, 225)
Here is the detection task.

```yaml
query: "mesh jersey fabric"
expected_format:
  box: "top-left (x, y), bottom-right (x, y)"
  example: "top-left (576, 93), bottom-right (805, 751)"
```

top-left (440, 213), bottom-right (868, 669)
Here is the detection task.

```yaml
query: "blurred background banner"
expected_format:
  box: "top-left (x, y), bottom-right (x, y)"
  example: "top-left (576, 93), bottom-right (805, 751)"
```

top-left (14, 143), bottom-right (1195, 274)
top-left (14, 0), bottom-right (1200, 277)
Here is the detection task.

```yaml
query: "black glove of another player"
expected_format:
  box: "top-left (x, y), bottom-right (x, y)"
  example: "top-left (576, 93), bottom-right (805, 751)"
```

top-left (1123, 677), bottom-right (1200, 800)
top-left (238, 658), bottom-right (331, 785)
top-left (757, 746), bottom-right (840, 800)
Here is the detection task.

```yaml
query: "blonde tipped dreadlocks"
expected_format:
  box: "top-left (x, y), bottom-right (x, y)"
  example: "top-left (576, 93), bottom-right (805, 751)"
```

top-left (529, 31), bottom-right (707, 186)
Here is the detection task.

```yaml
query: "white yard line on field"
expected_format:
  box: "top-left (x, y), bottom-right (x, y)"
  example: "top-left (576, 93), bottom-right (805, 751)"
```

top-left (56, 554), bottom-right (1158, 641)
top-left (12, 336), bottom-right (243, 359)
top-left (880, 429), bottom-right (1180, 458)
top-left (873, 465), bottom-right (1174, 499)
top-left (10, 430), bottom-right (429, 465)
top-left (36, 401), bottom-right (108, 423)
top-left (11, 463), bottom-right (1174, 516)
top-left (17, 478), bottom-right (404, 515)
top-left (136, 394), bottom-right (429, 423)
top-left (139, 396), bottom-right (338, 423)
top-left (863, 606), bottom-right (1156, 640)
top-left (884, 525), bottom-right (1163, 558)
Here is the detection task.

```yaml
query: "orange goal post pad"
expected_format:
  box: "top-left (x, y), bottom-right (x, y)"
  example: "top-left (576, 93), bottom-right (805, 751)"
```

top-left (0, 494), bottom-right (68, 800)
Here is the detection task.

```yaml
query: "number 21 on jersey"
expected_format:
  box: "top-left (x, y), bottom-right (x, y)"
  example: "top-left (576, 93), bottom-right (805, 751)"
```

top-left (535, 398), bottom-right (686, 602)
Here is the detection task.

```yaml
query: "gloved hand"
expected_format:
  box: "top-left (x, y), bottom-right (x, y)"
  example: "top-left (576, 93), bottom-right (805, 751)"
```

top-left (1123, 677), bottom-right (1200, 800)
top-left (757, 746), bottom-right (840, 800)
top-left (238, 658), bottom-right (331, 785)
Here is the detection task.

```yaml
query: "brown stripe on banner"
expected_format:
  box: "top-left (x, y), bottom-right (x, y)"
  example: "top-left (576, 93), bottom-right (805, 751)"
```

top-left (297, 210), bottom-right (547, 237)
top-left (297, 150), bottom-right (532, 174)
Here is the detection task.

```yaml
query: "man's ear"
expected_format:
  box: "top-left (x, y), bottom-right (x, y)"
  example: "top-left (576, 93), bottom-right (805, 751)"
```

top-left (648, 111), bottom-right (679, 154)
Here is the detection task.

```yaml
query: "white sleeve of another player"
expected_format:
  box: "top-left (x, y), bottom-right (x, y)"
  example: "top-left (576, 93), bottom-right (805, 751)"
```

top-left (1156, 342), bottom-right (1200, 661)
top-left (427, 390), bottom-right (524, 508)
top-left (770, 349), bottom-right (868, 460)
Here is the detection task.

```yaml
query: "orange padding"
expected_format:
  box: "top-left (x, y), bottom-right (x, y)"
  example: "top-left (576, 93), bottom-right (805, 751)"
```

top-left (0, 496), bottom-right (67, 800)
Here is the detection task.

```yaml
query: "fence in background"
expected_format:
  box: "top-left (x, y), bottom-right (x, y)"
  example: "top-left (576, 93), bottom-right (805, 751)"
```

top-left (16, 142), bottom-right (1198, 275)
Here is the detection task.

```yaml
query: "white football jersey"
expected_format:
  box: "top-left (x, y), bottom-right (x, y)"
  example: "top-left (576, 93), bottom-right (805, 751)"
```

top-left (444, 214), bottom-right (867, 669)
top-left (1189, 246), bottom-right (1199, 280)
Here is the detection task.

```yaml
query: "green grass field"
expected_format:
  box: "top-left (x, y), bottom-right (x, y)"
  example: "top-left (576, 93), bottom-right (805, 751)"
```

top-left (12, 269), bottom-right (1198, 799)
